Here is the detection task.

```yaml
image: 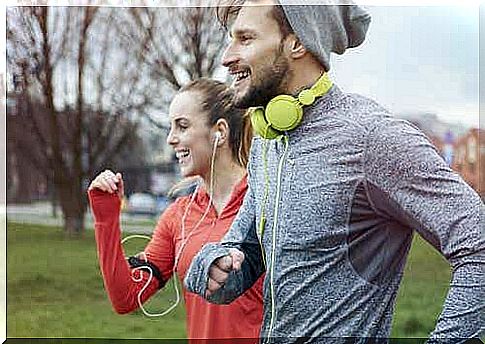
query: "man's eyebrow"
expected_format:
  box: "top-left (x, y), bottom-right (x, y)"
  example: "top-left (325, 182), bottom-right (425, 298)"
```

top-left (172, 116), bottom-right (189, 124)
top-left (230, 28), bottom-right (257, 38)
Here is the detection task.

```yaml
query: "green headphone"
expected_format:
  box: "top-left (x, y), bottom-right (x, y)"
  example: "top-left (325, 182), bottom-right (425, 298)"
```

top-left (250, 73), bottom-right (333, 139)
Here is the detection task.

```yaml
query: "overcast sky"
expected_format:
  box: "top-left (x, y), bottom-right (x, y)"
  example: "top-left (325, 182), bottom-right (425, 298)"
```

top-left (1, 3), bottom-right (481, 128)
top-left (329, 5), bottom-right (479, 128)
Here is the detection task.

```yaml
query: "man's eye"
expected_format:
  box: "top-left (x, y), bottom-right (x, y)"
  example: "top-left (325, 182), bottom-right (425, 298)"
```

top-left (177, 122), bottom-right (188, 131)
top-left (240, 35), bottom-right (253, 43)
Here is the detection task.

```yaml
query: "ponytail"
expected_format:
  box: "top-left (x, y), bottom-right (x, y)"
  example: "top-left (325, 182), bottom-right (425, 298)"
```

top-left (179, 78), bottom-right (252, 169)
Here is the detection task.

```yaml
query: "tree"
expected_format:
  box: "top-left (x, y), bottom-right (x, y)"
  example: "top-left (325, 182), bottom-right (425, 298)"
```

top-left (6, 4), bottom-right (228, 235)
top-left (7, 7), bottom-right (144, 235)
top-left (7, 92), bottom-right (146, 200)
top-left (119, 3), bottom-right (228, 126)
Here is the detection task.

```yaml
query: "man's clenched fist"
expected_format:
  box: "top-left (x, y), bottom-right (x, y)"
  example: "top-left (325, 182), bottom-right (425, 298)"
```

top-left (205, 248), bottom-right (245, 298)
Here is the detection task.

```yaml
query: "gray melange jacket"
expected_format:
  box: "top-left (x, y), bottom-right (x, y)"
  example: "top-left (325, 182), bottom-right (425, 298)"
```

top-left (184, 86), bottom-right (485, 343)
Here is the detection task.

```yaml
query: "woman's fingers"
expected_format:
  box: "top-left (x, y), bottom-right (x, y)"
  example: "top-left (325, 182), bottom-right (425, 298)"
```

top-left (105, 175), bottom-right (118, 192)
top-left (99, 176), bottom-right (114, 193)
top-left (89, 169), bottom-right (121, 194)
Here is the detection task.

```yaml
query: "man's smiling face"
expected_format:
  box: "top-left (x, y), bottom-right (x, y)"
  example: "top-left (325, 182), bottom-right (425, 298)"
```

top-left (222, 0), bottom-right (291, 108)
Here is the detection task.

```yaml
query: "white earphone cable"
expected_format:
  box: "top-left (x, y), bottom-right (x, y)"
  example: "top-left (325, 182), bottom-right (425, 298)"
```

top-left (121, 134), bottom-right (220, 317)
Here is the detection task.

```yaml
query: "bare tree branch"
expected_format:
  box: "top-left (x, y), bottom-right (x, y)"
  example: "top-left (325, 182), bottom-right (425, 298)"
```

top-left (7, 5), bottom-right (227, 235)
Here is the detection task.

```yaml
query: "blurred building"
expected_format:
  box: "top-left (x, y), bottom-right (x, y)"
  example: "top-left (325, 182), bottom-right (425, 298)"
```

top-left (451, 128), bottom-right (484, 199)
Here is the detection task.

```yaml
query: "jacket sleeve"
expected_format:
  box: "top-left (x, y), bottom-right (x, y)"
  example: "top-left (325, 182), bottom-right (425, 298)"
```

top-left (88, 189), bottom-right (173, 314)
top-left (184, 168), bottom-right (265, 304)
top-left (365, 118), bottom-right (485, 342)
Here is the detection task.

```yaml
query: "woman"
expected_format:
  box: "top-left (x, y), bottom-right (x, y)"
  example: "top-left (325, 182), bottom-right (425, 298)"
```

top-left (88, 78), bottom-right (263, 341)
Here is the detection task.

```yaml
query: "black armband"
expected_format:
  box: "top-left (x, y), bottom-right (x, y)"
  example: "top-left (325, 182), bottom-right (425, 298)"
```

top-left (128, 256), bottom-right (166, 289)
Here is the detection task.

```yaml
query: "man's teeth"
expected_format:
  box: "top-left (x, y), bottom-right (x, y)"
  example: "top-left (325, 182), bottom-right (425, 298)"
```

top-left (235, 71), bottom-right (250, 81)
top-left (176, 149), bottom-right (190, 160)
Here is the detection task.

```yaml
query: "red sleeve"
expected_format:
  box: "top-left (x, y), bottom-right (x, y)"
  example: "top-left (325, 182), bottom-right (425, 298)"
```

top-left (88, 189), bottom-right (161, 314)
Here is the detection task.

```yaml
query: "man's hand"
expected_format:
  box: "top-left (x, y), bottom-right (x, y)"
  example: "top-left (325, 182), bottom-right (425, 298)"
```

top-left (88, 170), bottom-right (124, 199)
top-left (205, 248), bottom-right (245, 298)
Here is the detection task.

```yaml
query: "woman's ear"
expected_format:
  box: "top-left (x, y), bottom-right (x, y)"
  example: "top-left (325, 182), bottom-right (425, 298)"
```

top-left (214, 119), bottom-right (229, 146)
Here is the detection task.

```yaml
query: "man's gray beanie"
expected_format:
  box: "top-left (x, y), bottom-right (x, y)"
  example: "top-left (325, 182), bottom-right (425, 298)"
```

top-left (278, 1), bottom-right (371, 71)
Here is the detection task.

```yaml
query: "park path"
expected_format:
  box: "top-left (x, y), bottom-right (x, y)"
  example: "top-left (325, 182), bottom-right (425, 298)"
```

top-left (6, 202), bottom-right (155, 234)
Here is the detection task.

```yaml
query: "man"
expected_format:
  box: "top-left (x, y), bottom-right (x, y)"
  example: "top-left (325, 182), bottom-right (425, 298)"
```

top-left (184, 0), bottom-right (485, 342)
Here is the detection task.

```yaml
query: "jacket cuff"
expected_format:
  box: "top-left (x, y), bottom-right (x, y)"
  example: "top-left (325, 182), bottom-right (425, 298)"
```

top-left (184, 243), bottom-right (230, 297)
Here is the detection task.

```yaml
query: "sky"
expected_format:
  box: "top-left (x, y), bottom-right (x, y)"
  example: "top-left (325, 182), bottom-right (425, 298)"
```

top-left (330, 5), bottom-right (480, 128)
top-left (0, 2), bottom-right (482, 130)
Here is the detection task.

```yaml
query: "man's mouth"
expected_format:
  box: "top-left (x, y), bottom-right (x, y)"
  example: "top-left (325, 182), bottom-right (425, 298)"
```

top-left (231, 68), bottom-right (251, 87)
top-left (175, 148), bottom-right (190, 164)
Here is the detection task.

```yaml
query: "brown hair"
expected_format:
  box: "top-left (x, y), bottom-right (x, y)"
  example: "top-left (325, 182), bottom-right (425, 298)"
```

top-left (216, 0), bottom-right (294, 38)
top-left (168, 78), bottom-right (252, 198)
top-left (179, 78), bottom-right (252, 168)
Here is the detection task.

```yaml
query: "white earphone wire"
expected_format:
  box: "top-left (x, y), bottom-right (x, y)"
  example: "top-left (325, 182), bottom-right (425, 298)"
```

top-left (121, 133), bottom-right (220, 318)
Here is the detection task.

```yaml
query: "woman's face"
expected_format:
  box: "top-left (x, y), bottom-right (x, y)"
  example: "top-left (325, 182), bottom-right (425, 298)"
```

top-left (167, 91), bottom-right (214, 178)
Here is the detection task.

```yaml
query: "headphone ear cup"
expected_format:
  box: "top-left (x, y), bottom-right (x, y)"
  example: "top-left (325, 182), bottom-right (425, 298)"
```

top-left (265, 95), bottom-right (303, 132)
top-left (250, 107), bottom-right (281, 139)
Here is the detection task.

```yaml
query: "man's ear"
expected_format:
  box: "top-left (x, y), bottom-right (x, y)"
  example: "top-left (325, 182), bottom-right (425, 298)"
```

top-left (286, 34), bottom-right (307, 59)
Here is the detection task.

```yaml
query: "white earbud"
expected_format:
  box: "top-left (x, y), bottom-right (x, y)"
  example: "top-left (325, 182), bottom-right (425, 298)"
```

top-left (213, 131), bottom-right (222, 147)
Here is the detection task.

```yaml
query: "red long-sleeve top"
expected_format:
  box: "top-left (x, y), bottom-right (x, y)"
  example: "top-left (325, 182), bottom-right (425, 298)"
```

top-left (88, 176), bottom-right (264, 341)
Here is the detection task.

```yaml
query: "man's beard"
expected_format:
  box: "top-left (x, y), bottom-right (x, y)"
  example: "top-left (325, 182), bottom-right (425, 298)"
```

top-left (234, 48), bottom-right (290, 109)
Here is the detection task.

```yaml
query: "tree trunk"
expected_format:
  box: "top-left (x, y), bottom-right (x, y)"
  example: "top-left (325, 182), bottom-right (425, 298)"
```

top-left (63, 212), bottom-right (84, 237)
top-left (58, 181), bottom-right (85, 237)
top-left (51, 188), bottom-right (58, 218)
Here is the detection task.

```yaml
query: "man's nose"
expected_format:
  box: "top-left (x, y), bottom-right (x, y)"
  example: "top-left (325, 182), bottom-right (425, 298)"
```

top-left (166, 129), bottom-right (177, 146)
top-left (222, 43), bottom-right (239, 68)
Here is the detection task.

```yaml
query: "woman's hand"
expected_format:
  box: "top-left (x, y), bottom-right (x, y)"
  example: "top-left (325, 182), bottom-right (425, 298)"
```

top-left (89, 169), bottom-right (124, 199)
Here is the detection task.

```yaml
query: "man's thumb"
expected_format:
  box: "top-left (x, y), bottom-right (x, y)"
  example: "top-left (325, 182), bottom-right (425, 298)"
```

top-left (229, 249), bottom-right (245, 271)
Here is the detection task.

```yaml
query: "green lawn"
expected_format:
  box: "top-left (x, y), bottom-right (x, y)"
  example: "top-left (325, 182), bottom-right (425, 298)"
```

top-left (7, 222), bottom-right (451, 339)
top-left (7, 222), bottom-right (186, 339)
top-left (391, 234), bottom-right (451, 337)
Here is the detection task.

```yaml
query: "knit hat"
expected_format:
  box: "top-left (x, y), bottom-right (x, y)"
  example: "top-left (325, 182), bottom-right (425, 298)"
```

top-left (278, 1), bottom-right (371, 71)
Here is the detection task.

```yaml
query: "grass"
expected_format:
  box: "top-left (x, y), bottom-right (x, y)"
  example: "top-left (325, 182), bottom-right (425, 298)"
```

top-left (7, 222), bottom-right (186, 339)
top-left (391, 236), bottom-right (451, 337)
top-left (7, 222), bottom-right (451, 339)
